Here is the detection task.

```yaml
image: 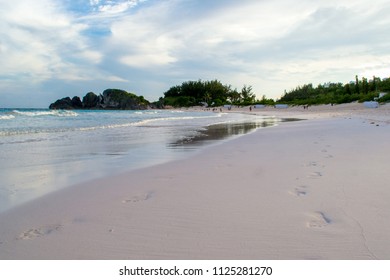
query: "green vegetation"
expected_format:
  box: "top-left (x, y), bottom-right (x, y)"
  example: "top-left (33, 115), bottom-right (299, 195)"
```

top-left (278, 76), bottom-right (390, 105)
top-left (378, 92), bottom-right (390, 103)
top-left (102, 89), bottom-right (149, 108)
top-left (160, 79), bottom-right (257, 107)
top-left (158, 76), bottom-right (390, 108)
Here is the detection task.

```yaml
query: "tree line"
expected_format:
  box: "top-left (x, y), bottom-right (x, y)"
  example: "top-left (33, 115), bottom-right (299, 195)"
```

top-left (157, 79), bottom-right (258, 107)
top-left (156, 76), bottom-right (390, 108)
top-left (278, 75), bottom-right (390, 105)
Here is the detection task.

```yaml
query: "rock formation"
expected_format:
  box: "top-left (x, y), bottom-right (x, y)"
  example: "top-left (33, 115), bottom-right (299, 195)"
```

top-left (49, 89), bottom-right (150, 110)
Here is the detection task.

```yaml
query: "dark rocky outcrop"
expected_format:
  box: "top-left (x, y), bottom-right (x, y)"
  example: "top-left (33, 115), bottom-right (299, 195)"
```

top-left (49, 89), bottom-right (150, 110)
top-left (49, 97), bottom-right (73, 110)
top-left (100, 89), bottom-right (148, 110)
top-left (71, 96), bottom-right (83, 108)
top-left (50, 95), bottom-right (89, 109)
top-left (82, 92), bottom-right (100, 109)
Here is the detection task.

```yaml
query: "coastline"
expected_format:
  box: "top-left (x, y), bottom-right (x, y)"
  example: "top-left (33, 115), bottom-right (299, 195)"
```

top-left (0, 103), bottom-right (390, 259)
top-left (1, 109), bottom-right (270, 213)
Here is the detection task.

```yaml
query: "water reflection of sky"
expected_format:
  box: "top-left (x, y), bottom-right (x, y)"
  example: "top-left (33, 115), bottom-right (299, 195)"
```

top-left (168, 118), bottom-right (279, 148)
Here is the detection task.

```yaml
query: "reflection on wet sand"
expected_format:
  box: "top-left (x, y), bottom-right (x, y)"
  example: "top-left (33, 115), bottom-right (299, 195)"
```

top-left (168, 118), bottom-right (277, 148)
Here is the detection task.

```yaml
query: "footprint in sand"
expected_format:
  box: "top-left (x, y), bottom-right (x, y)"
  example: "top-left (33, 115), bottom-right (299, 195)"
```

top-left (307, 172), bottom-right (322, 179)
top-left (290, 186), bottom-right (308, 197)
top-left (305, 161), bottom-right (318, 167)
top-left (306, 211), bottom-right (331, 229)
top-left (18, 224), bottom-right (62, 240)
top-left (122, 191), bottom-right (153, 204)
top-left (71, 217), bottom-right (87, 224)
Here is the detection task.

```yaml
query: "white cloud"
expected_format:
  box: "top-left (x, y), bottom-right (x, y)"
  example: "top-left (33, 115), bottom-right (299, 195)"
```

top-left (98, 1), bottom-right (136, 13)
top-left (106, 75), bottom-right (129, 82)
top-left (87, 0), bottom-right (145, 15)
top-left (106, 1), bottom-right (318, 72)
top-left (1, 0), bottom-right (390, 106)
top-left (0, 0), bottom-right (105, 85)
top-left (172, 0), bottom-right (390, 96)
top-left (121, 53), bottom-right (177, 68)
top-left (87, 0), bottom-right (390, 98)
top-left (105, 1), bottom-right (181, 69)
top-left (90, 0), bottom-right (100, 5)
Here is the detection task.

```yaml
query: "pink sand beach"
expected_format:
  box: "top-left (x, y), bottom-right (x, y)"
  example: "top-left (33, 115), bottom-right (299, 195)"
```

top-left (1, 103), bottom-right (389, 259)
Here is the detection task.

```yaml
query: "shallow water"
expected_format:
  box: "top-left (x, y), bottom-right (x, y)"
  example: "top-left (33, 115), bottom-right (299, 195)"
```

top-left (0, 108), bottom-right (279, 212)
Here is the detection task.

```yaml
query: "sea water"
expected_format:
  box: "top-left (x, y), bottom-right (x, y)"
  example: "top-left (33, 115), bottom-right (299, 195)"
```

top-left (0, 108), bottom-right (278, 212)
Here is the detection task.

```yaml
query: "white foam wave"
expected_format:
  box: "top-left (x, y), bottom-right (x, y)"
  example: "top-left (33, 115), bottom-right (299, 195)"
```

top-left (0, 115), bottom-right (15, 120)
top-left (135, 114), bottom-right (220, 125)
top-left (76, 114), bottom-right (221, 131)
top-left (0, 111), bottom-right (222, 138)
top-left (134, 111), bottom-right (159, 115)
top-left (12, 110), bottom-right (78, 117)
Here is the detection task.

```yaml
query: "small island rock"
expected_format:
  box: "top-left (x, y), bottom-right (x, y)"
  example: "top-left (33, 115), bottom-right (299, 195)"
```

top-left (49, 89), bottom-right (150, 110)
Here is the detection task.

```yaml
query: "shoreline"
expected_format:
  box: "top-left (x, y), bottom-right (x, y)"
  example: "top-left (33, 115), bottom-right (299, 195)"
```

top-left (1, 103), bottom-right (389, 259)
top-left (1, 109), bottom-right (269, 213)
top-left (197, 102), bottom-right (390, 122)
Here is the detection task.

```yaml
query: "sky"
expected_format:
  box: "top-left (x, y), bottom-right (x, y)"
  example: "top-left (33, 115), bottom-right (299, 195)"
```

top-left (1, 0), bottom-right (390, 107)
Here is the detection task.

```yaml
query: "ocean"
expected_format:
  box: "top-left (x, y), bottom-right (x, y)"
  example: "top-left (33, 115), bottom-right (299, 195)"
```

top-left (0, 108), bottom-right (278, 213)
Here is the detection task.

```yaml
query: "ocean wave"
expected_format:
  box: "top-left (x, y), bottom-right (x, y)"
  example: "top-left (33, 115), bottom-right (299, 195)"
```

top-left (0, 127), bottom-right (70, 137)
top-left (134, 114), bottom-right (223, 126)
top-left (0, 115), bottom-right (15, 120)
top-left (11, 110), bottom-right (78, 117)
top-left (134, 111), bottom-right (159, 115)
top-left (77, 113), bottom-right (222, 131)
top-left (0, 111), bottom-right (222, 138)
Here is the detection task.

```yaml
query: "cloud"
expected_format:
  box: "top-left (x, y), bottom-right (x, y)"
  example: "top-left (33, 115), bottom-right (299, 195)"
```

top-left (121, 53), bottom-right (177, 68)
top-left (0, 0), bottom-right (99, 83)
top-left (257, 1), bottom-right (390, 84)
top-left (176, 0), bottom-right (390, 94)
top-left (87, 0), bottom-right (146, 16)
top-left (1, 0), bottom-right (390, 107)
top-left (97, 1), bottom-right (137, 13)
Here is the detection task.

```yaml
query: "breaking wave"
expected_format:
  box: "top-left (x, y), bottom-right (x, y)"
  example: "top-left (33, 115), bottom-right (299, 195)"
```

top-left (11, 110), bottom-right (78, 117)
top-left (0, 115), bottom-right (15, 120)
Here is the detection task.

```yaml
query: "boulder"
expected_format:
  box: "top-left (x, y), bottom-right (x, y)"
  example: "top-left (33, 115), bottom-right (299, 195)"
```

top-left (82, 92), bottom-right (100, 108)
top-left (49, 97), bottom-right (73, 109)
top-left (71, 96), bottom-right (83, 109)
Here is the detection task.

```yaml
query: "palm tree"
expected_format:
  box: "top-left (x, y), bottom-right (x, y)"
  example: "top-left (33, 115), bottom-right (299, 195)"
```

top-left (204, 91), bottom-right (211, 106)
top-left (241, 85), bottom-right (255, 103)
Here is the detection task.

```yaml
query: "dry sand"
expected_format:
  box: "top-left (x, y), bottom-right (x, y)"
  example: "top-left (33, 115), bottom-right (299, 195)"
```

top-left (0, 103), bottom-right (389, 259)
